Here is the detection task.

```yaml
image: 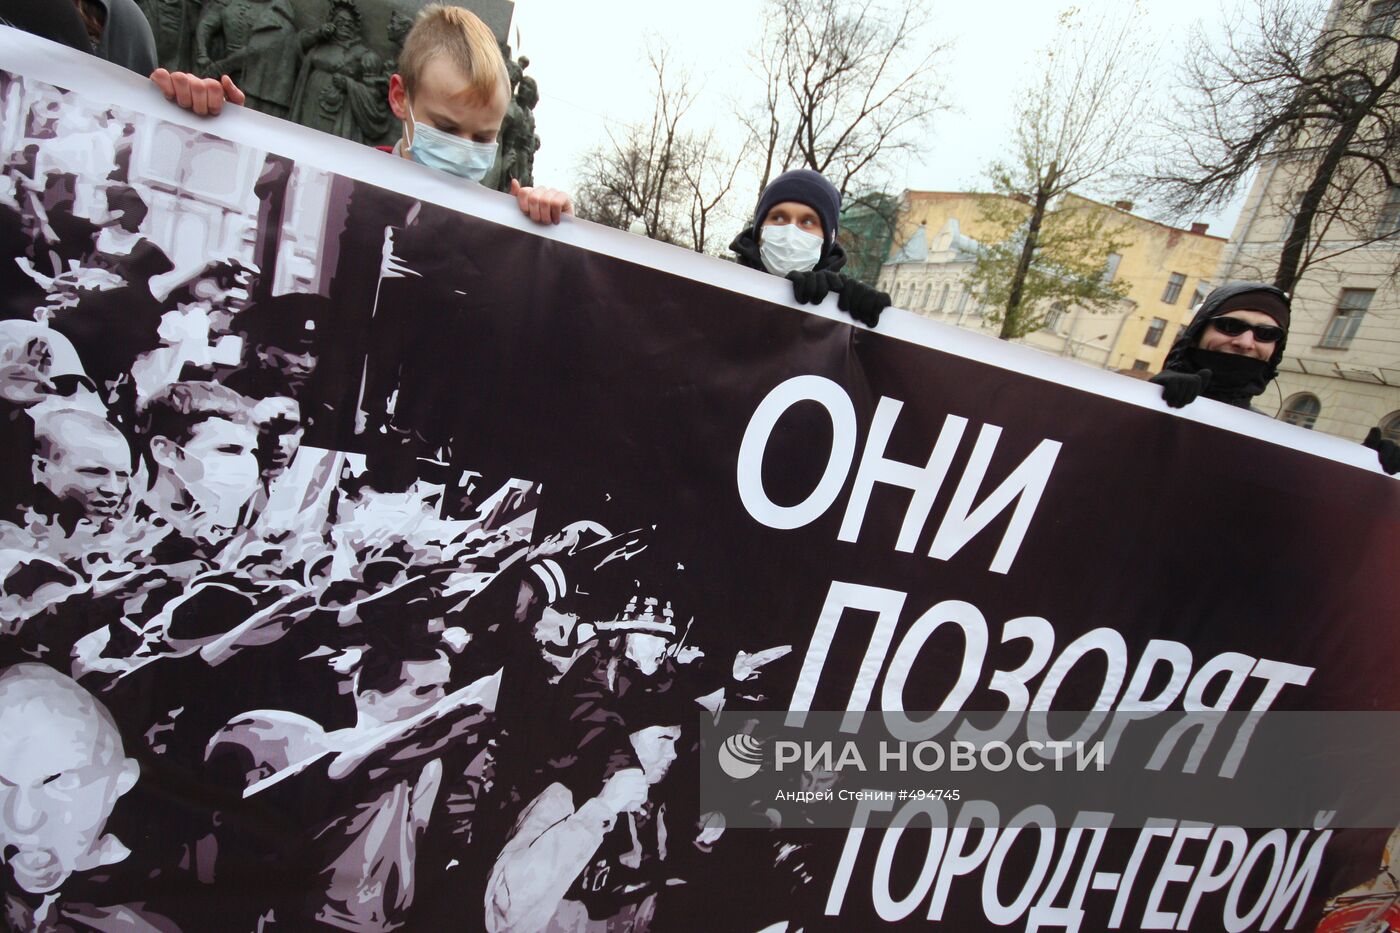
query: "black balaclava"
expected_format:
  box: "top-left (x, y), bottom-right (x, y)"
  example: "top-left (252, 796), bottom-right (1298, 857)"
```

top-left (729, 169), bottom-right (848, 274)
top-left (1160, 282), bottom-right (1291, 409)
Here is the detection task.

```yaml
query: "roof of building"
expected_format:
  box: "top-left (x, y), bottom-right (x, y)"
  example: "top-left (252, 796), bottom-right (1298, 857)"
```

top-left (888, 224), bottom-right (929, 264)
top-left (886, 218), bottom-right (983, 267)
top-left (900, 190), bottom-right (1228, 243)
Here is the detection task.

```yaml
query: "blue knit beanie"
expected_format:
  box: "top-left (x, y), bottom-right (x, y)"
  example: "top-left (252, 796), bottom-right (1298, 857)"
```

top-left (753, 169), bottom-right (842, 249)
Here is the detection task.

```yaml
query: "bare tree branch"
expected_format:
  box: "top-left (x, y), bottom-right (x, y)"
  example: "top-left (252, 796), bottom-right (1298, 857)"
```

top-left (739, 0), bottom-right (949, 200)
top-left (1141, 0), bottom-right (1400, 290)
top-left (575, 45), bottom-right (749, 254)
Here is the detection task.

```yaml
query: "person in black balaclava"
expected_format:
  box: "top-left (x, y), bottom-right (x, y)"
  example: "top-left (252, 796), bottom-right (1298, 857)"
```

top-left (1152, 282), bottom-right (1399, 475)
top-left (728, 169), bottom-right (891, 328)
top-left (1151, 282), bottom-right (1291, 411)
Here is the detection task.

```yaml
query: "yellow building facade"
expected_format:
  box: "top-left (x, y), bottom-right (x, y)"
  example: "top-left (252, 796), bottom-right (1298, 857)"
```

top-left (880, 192), bottom-right (1226, 373)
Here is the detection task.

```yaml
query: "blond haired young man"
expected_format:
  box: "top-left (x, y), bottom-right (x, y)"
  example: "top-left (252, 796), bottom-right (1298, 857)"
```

top-left (151, 5), bottom-right (572, 223)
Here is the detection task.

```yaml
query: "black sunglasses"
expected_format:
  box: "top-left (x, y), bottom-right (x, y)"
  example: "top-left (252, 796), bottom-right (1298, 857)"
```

top-left (1210, 316), bottom-right (1285, 343)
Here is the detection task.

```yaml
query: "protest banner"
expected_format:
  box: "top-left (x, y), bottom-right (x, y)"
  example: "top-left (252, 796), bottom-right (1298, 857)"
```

top-left (0, 26), bottom-right (1397, 932)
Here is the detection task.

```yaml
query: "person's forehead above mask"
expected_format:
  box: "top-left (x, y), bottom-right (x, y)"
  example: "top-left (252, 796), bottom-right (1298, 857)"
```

top-left (181, 416), bottom-right (259, 457)
top-left (752, 168), bottom-right (841, 247)
top-left (404, 57), bottom-right (508, 142)
top-left (760, 200), bottom-right (824, 241)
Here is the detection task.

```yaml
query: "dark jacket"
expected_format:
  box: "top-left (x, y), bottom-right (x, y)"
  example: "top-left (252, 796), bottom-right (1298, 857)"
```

top-left (1160, 282), bottom-right (1290, 409)
top-left (92, 0), bottom-right (159, 76)
top-left (0, 0), bottom-right (92, 53)
top-left (728, 227), bottom-right (848, 276)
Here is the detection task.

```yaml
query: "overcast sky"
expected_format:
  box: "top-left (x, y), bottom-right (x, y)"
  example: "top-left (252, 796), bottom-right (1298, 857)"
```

top-left (511, 0), bottom-right (1253, 243)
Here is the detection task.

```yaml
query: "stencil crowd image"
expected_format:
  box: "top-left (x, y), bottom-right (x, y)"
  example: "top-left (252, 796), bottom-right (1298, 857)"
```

top-left (0, 70), bottom-right (804, 932)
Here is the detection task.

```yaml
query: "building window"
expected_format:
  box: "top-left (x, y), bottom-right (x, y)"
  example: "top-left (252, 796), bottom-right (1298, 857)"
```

top-left (1380, 411), bottom-right (1400, 443)
top-left (1378, 186), bottom-right (1400, 238)
top-left (1320, 289), bottom-right (1374, 349)
top-left (1143, 317), bottom-right (1168, 347)
top-left (1189, 285), bottom-right (1209, 311)
top-left (1367, 0), bottom-right (1400, 36)
top-left (1045, 303), bottom-right (1067, 332)
top-left (1131, 359), bottom-right (1150, 372)
top-left (935, 284), bottom-right (949, 311)
top-left (1281, 393), bottom-right (1322, 430)
top-left (1102, 253), bottom-right (1122, 284)
top-left (1161, 273), bottom-right (1187, 305)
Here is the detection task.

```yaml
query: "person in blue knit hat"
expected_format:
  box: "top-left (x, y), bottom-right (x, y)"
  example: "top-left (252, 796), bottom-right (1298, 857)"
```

top-left (728, 169), bottom-right (891, 328)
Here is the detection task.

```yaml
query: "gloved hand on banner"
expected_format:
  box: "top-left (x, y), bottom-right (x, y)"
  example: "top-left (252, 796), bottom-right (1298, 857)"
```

top-left (1363, 427), bottom-right (1400, 475)
top-left (837, 277), bottom-right (891, 328)
top-left (786, 270), bottom-right (844, 306)
top-left (1150, 368), bottom-right (1213, 409)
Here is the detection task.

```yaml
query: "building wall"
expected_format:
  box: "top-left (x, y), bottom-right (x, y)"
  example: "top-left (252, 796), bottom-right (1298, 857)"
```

top-left (881, 191), bottom-right (1225, 373)
top-left (891, 192), bottom-right (1011, 254)
top-left (1104, 207), bottom-right (1227, 373)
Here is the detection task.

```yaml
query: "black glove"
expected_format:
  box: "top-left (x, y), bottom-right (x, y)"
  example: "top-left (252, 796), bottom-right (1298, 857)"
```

top-left (786, 269), bottom-right (844, 305)
top-left (1150, 368), bottom-right (1212, 409)
top-left (1364, 427), bottom-right (1400, 475)
top-left (836, 277), bottom-right (891, 328)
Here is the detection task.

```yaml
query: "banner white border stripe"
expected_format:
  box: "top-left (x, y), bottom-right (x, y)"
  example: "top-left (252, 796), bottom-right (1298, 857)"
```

top-left (0, 26), bottom-right (1388, 475)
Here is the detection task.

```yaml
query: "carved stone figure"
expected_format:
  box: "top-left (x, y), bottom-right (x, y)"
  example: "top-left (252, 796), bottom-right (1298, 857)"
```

top-left (384, 8), bottom-right (411, 72)
top-left (195, 0), bottom-right (301, 117)
top-left (504, 48), bottom-right (525, 93)
top-left (139, 0), bottom-right (202, 72)
top-left (372, 9), bottom-right (414, 146)
top-left (485, 53), bottom-right (540, 192)
top-left (288, 0), bottom-right (393, 144)
top-left (498, 75), bottom-right (539, 188)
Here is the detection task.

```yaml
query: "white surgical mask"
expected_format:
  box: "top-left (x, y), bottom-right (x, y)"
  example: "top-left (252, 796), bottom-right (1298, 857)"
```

top-left (404, 100), bottom-right (499, 183)
top-left (759, 223), bottom-right (823, 276)
top-left (175, 448), bottom-right (259, 526)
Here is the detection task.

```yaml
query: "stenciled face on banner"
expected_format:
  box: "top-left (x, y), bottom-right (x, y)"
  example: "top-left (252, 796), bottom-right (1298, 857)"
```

top-left (1, 35), bottom-right (1399, 933)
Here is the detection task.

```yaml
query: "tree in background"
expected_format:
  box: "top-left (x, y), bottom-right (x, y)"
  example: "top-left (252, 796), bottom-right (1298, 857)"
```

top-left (1143, 0), bottom-right (1400, 293)
top-left (966, 197), bottom-right (1131, 339)
top-left (974, 7), bottom-right (1152, 340)
top-left (741, 0), bottom-right (947, 198)
top-left (678, 129), bottom-right (747, 255)
top-left (575, 49), bottom-right (748, 252)
top-left (579, 0), bottom-right (944, 262)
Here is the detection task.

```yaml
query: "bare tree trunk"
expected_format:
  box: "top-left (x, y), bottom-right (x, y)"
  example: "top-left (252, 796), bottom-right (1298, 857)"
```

top-left (1276, 48), bottom-right (1400, 291)
top-left (1001, 171), bottom-right (1055, 340)
top-left (1276, 128), bottom-right (1357, 292)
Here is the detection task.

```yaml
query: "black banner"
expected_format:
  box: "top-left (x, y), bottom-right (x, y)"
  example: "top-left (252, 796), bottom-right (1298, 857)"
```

top-left (1, 28), bottom-right (1398, 933)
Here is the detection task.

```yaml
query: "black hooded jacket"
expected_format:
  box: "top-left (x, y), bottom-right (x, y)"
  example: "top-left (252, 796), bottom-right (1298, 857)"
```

top-left (728, 227), bottom-right (848, 276)
top-left (1160, 282), bottom-right (1290, 409)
